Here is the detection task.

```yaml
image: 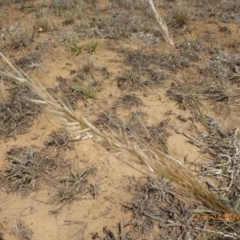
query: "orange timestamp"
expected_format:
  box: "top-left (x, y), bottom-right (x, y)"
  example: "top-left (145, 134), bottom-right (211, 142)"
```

top-left (192, 213), bottom-right (240, 221)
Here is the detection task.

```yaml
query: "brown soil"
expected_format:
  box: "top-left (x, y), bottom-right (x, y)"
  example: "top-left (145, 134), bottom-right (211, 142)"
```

top-left (0, 0), bottom-right (240, 239)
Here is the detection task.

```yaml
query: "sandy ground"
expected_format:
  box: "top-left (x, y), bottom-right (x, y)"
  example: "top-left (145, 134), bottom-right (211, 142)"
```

top-left (0, 0), bottom-right (240, 239)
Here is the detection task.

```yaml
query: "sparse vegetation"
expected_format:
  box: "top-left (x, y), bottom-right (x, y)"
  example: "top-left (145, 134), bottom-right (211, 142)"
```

top-left (0, 0), bottom-right (240, 239)
top-left (34, 17), bottom-right (51, 32)
top-left (67, 38), bottom-right (81, 56)
top-left (82, 59), bottom-right (94, 74)
top-left (84, 41), bottom-right (98, 54)
top-left (170, 3), bottom-right (191, 28)
top-left (0, 82), bottom-right (42, 138)
top-left (0, 25), bottom-right (34, 50)
top-left (50, 166), bottom-right (95, 214)
top-left (0, 145), bottom-right (56, 195)
top-left (71, 80), bottom-right (97, 99)
top-left (117, 70), bottom-right (149, 90)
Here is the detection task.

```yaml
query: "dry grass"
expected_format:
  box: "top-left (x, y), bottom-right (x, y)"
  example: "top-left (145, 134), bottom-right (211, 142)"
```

top-left (1, 1), bottom-right (240, 239)
top-left (50, 165), bottom-right (94, 214)
top-left (0, 53), bottom-right (235, 214)
top-left (147, 0), bottom-right (174, 47)
top-left (0, 145), bottom-right (56, 195)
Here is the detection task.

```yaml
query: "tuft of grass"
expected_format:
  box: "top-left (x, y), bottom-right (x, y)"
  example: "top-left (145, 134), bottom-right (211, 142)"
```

top-left (170, 3), bottom-right (191, 28)
top-left (52, 0), bottom-right (85, 19)
top-left (50, 166), bottom-right (94, 214)
top-left (84, 41), bottom-right (98, 54)
top-left (117, 70), bottom-right (149, 90)
top-left (67, 38), bottom-right (81, 56)
top-left (82, 59), bottom-right (94, 74)
top-left (1, 150), bottom-right (38, 193)
top-left (20, 1), bottom-right (35, 13)
top-left (54, 5), bottom-right (64, 16)
top-left (0, 145), bottom-right (55, 195)
top-left (1, 26), bottom-right (34, 50)
top-left (0, 81), bottom-right (42, 137)
top-left (71, 79), bottom-right (97, 99)
top-left (34, 17), bottom-right (51, 32)
top-left (11, 219), bottom-right (33, 240)
top-left (62, 14), bottom-right (75, 26)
